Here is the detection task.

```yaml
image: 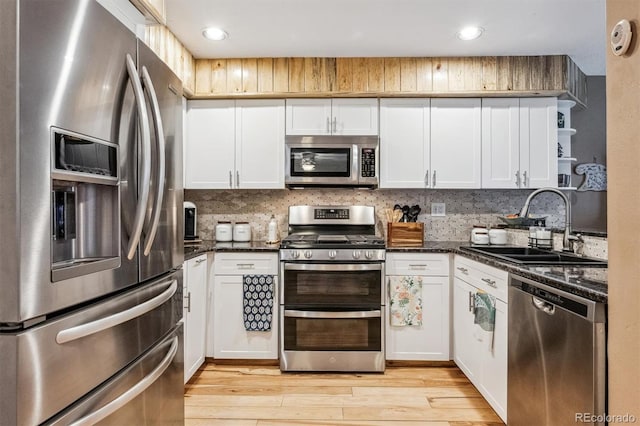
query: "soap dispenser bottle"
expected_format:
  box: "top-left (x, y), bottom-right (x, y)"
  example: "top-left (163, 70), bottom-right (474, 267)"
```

top-left (267, 215), bottom-right (279, 243)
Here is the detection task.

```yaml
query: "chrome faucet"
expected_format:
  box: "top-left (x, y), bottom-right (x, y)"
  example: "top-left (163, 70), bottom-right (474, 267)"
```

top-left (518, 187), bottom-right (580, 252)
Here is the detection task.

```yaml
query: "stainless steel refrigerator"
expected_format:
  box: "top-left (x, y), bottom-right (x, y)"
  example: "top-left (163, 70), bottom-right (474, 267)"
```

top-left (0, 0), bottom-right (184, 424)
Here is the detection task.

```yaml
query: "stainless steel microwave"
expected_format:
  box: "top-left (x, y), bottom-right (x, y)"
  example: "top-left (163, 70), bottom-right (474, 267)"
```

top-left (285, 135), bottom-right (379, 188)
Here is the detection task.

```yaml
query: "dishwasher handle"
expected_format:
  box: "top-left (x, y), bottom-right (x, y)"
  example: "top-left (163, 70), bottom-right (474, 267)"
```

top-left (532, 297), bottom-right (556, 315)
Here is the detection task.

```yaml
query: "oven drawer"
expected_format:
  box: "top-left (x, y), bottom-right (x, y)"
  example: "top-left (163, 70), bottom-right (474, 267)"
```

top-left (280, 308), bottom-right (385, 372)
top-left (386, 253), bottom-right (450, 276)
top-left (214, 253), bottom-right (278, 275)
top-left (282, 309), bottom-right (382, 351)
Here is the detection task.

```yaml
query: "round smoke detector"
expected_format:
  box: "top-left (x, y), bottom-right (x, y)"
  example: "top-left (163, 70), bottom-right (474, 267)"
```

top-left (611, 19), bottom-right (632, 56)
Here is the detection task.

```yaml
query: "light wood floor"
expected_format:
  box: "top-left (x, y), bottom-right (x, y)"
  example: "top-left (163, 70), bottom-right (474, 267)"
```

top-left (184, 362), bottom-right (504, 426)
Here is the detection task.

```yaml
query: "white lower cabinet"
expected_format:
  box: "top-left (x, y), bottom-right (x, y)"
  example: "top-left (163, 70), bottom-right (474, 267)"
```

top-left (453, 255), bottom-right (508, 422)
top-left (385, 253), bottom-right (450, 361)
top-left (212, 253), bottom-right (279, 359)
top-left (184, 254), bottom-right (208, 383)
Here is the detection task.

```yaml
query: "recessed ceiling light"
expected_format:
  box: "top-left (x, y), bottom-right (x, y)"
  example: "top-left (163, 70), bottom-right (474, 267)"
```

top-left (202, 27), bottom-right (228, 41)
top-left (457, 26), bottom-right (484, 41)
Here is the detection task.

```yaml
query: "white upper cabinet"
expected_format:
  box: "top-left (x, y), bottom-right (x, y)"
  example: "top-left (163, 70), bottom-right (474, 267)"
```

top-left (482, 98), bottom-right (521, 189)
top-left (431, 98), bottom-right (482, 188)
top-left (519, 97), bottom-right (558, 188)
top-left (235, 100), bottom-right (285, 189)
top-left (380, 99), bottom-right (430, 188)
top-left (286, 98), bottom-right (378, 135)
top-left (185, 99), bottom-right (285, 189)
top-left (482, 97), bottom-right (558, 189)
top-left (185, 100), bottom-right (235, 189)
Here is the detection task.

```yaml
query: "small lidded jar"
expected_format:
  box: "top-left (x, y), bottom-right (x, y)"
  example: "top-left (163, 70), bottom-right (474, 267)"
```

top-left (215, 221), bottom-right (233, 242)
top-left (232, 222), bottom-right (252, 242)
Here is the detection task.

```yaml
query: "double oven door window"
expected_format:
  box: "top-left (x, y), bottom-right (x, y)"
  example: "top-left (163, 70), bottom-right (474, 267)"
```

top-left (281, 263), bottom-right (383, 352)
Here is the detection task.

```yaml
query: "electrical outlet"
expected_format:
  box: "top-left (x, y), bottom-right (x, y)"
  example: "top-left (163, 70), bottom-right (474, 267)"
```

top-left (431, 202), bottom-right (446, 217)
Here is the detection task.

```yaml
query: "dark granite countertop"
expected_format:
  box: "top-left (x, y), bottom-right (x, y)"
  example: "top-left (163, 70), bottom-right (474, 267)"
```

top-left (184, 239), bottom-right (279, 260)
top-left (386, 241), bottom-right (466, 253)
top-left (453, 247), bottom-right (608, 303)
top-left (184, 239), bottom-right (607, 303)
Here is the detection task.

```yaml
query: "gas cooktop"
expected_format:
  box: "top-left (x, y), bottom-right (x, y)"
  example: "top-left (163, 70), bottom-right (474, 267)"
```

top-left (280, 234), bottom-right (385, 249)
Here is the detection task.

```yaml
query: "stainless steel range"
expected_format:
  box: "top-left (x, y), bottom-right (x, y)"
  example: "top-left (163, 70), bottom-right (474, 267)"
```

top-left (280, 205), bottom-right (385, 372)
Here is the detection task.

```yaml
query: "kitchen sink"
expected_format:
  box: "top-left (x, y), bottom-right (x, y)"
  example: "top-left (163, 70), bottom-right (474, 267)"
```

top-left (460, 246), bottom-right (608, 267)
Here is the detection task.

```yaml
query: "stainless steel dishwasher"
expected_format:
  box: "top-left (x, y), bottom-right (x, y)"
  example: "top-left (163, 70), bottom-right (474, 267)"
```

top-left (508, 275), bottom-right (606, 426)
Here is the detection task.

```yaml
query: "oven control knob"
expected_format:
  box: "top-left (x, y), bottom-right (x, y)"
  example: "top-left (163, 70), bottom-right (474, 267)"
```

top-left (352, 250), bottom-right (362, 259)
top-left (290, 250), bottom-right (300, 259)
top-left (304, 250), bottom-right (313, 259)
top-left (328, 250), bottom-right (337, 259)
top-left (365, 250), bottom-right (374, 259)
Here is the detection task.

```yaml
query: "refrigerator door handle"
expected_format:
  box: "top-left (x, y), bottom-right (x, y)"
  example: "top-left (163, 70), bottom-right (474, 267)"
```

top-left (140, 66), bottom-right (166, 256)
top-left (68, 336), bottom-right (179, 426)
top-left (125, 54), bottom-right (152, 260)
top-left (56, 280), bottom-right (177, 344)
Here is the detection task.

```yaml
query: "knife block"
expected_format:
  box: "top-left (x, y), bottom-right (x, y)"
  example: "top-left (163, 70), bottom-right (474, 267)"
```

top-left (387, 223), bottom-right (425, 247)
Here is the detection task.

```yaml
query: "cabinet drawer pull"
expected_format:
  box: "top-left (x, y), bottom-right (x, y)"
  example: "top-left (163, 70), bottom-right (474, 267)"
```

top-left (481, 277), bottom-right (497, 288)
top-left (184, 291), bottom-right (191, 313)
top-left (195, 258), bottom-right (206, 265)
top-left (457, 266), bottom-right (469, 275)
top-left (236, 263), bottom-right (255, 269)
top-left (409, 264), bottom-right (427, 269)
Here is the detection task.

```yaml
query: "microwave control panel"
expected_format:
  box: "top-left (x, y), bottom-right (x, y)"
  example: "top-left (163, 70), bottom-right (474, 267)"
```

top-left (361, 148), bottom-right (376, 177)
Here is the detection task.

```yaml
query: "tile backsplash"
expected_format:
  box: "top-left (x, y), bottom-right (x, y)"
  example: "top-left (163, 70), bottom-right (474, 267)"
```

top-left (186, 188), bottom-right (569, 242)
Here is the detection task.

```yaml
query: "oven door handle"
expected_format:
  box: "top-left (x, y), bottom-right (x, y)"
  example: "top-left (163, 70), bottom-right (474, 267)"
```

top-left (284, 309), bottom-right (381, 319)
top-left (283, 263), bottom-right (383, 272)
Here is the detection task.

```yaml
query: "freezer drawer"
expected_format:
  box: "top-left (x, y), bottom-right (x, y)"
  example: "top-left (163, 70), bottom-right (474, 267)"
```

top-left (0, 271), bottom-right (182, 426)
top-left (45, 326), bottom-right (184, 425)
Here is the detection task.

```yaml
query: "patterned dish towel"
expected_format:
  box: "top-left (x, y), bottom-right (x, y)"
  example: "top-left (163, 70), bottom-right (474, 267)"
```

top-left (474, 291), bottom-right (496, 351)
top-left (242, 275), bottom-right (274, 331)
top-left (389, 276), bottom-right (423, 326)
